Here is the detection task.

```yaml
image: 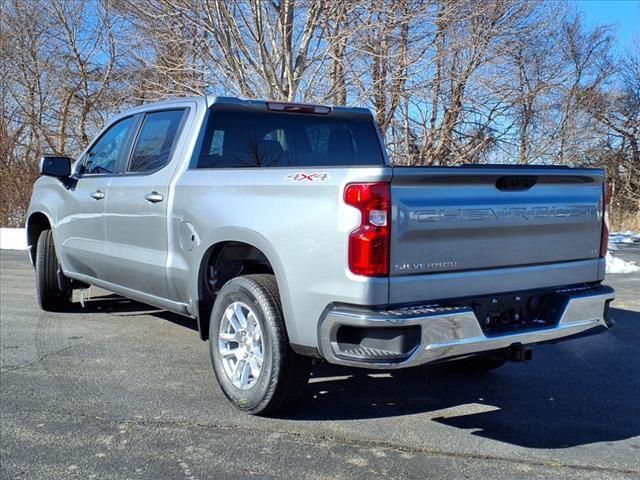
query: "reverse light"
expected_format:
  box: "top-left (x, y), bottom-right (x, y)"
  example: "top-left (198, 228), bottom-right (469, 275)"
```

top-left (600, 181), bottom-right (611, 257)
top-left (369, 210), bottom-right (388, 227)
top-left (344, 183), bottom-right (390, 276)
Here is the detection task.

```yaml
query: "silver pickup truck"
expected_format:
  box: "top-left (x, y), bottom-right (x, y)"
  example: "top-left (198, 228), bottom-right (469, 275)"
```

top-left (27, 96), bottom-right (615, 414)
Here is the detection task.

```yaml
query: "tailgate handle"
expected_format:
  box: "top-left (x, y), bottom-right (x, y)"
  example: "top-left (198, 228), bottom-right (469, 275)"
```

top-left (496, 176), bottom-right (537, 191)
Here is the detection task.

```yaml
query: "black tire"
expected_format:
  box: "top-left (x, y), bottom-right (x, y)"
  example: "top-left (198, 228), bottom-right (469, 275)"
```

top-left (209, 274), bottom-right (311, 415)
top-left (35, 230), bottom-right (72, 311)
top-left (445, 353), bottom-right (507, 374)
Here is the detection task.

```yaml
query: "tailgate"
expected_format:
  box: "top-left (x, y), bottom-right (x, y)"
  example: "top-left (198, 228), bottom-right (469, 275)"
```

top-left (390, 166), bottom-right (604, 277)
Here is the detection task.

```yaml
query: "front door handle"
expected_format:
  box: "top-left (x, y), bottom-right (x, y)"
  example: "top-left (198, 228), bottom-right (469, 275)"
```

top-left (91, 190), bottom-right (105, 200)
top-left (145, 191), bottom-right (164, 203)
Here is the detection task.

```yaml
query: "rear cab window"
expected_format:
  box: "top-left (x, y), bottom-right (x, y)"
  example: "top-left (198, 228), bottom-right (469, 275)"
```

top-left (194, 107), bottom-right (384, 169)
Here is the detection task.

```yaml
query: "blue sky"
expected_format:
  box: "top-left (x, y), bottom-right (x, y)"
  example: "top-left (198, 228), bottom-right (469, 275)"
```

top-left (576, 0), bottom-right (639, 52)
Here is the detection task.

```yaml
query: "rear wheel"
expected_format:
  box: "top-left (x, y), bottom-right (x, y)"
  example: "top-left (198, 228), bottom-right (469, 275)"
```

top-left (35, 230), bottom-right (72, 311)
top-left (209, 274), bottom-right (311, 415)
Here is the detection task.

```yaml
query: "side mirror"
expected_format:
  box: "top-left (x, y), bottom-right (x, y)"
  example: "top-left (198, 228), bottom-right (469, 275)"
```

top-left (40, 156), bottom-right (72, 178)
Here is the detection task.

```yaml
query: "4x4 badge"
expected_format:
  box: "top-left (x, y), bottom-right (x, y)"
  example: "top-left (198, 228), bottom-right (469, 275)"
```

top-left (285, 173), bottom-right (330, 182)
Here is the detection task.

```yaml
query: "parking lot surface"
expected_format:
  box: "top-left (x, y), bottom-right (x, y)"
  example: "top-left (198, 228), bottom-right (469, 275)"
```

top-left (1, 248), bottom-right (639, 479)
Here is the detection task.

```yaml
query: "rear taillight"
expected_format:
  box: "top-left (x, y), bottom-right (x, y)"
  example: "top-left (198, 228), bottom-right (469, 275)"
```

top-left (344, 183), bottom-right (390, 276)
top-left (600, 181), bottom-right (611, 257)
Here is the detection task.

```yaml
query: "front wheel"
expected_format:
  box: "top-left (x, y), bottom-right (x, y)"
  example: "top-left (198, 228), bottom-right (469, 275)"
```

top-left (209, 274), bottom-right (311, 415)
top-left (35, 230), bottom-right (72, 311)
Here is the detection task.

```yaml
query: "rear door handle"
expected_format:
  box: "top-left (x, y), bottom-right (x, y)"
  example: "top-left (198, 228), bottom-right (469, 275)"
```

top-left (91, 190), bottom-right (105, 200)
top-left (145, 192), bottom-right (164, 203)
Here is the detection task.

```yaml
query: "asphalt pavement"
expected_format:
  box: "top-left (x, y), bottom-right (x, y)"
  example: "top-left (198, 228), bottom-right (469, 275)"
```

top-left (1, 247), bottom-right (639, 479)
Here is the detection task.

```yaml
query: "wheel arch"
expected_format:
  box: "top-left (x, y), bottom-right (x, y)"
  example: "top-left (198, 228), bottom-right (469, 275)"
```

top-left (26, 211), bottom-right (53, 266)
top-left (194, 236), bottom-right (292, 342)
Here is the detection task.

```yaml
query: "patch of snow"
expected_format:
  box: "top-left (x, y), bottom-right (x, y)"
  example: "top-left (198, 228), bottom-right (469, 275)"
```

top-left (608, 231), bottom-right (640, 251)
top-left (606, 252), bottom-right (640, 274)
top-left (0, 228), bottom-right (28, 250)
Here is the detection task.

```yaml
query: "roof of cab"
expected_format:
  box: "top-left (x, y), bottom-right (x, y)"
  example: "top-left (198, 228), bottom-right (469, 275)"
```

top-left (116, 96), bottom-right (208, 118)
top-left (206, 96), bottom-right (373, 116)
top-left (116, 95), bottom-right (373, 118)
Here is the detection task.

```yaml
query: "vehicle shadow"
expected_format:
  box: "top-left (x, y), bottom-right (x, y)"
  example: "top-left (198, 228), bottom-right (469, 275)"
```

top-left (71, 292), bottom-right (640, 449)
top-left (69, 293), bottom-right (199, 332)
top-left (285, 307), bottom-right (640, 449)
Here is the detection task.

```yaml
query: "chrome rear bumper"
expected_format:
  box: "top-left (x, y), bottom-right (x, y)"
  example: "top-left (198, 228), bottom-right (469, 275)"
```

top-left (319, 285), bottom-right (615, 369)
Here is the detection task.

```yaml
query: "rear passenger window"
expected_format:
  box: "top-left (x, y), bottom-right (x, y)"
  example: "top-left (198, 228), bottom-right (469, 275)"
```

top-left (128, 110), bottom-right (185, 173)
top-left (195, 108), bottom-right (383, 168)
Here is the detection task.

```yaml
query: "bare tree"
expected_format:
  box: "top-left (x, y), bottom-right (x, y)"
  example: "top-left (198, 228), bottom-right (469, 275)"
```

top-left (2, 0), bottom-right (638, 228)
top-left (578, 42), bottom-right (640, 223)
top-left (1, 0), bottom-right (125, 226)
top-left (554, 18), bottom-right (616, 164)
top-left (114, 0), bottom-right (209, 100)
top-left (200, 0), bottom-right (331, 100)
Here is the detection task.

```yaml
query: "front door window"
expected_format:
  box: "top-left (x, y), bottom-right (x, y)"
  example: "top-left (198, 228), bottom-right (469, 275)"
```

top-left (84, 117), bottom-right (134, 175)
